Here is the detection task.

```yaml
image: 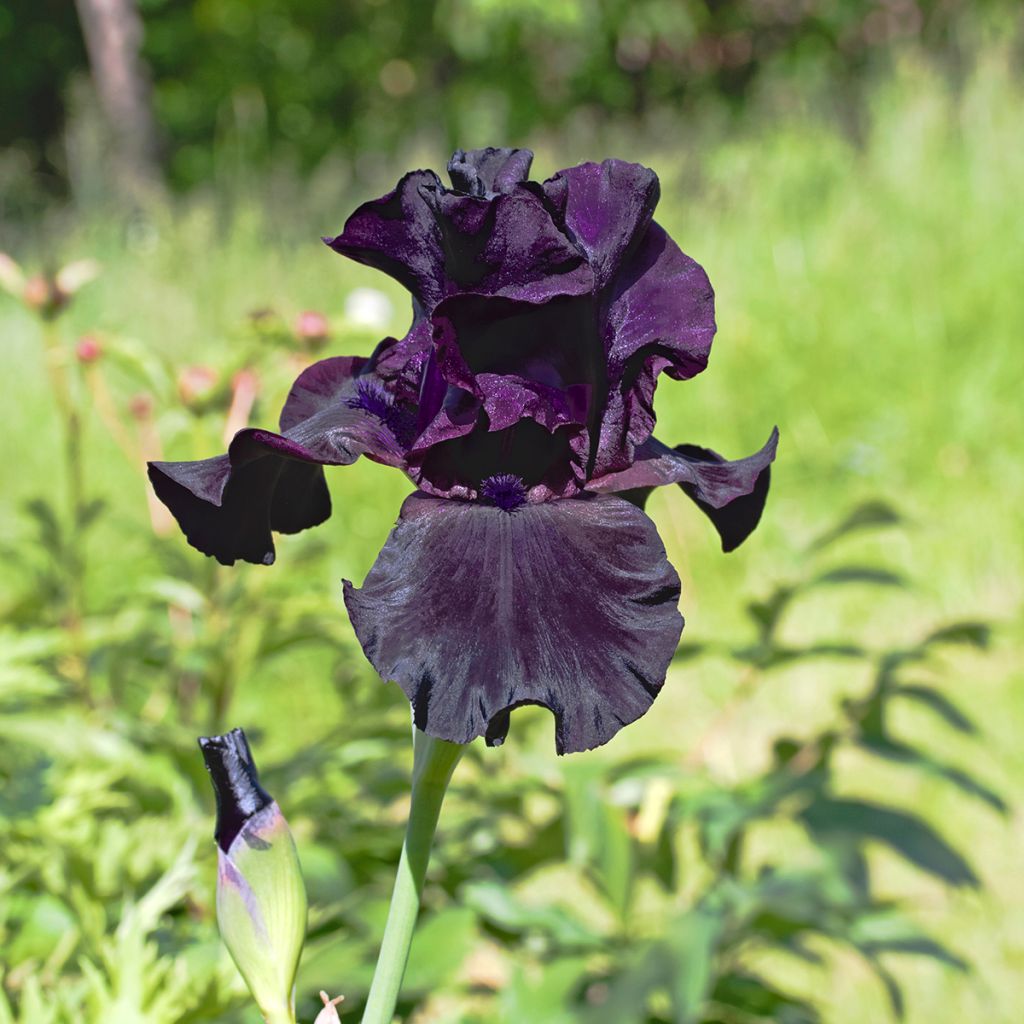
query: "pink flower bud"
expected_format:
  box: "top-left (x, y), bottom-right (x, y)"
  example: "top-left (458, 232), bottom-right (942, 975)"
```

top-left (76, 335), bottom-right (103, 364)
top-left (129, 392), bottom-right (155, 421)
top-left (23, 274), bottom-right (53, 312)
top-left (177, 365), bottom-right (220, 407)
top-left (294, 310), bottom-right (330, 349)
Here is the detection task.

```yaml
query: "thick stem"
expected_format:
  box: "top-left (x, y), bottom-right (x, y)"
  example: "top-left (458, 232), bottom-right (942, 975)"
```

top-left (261, 1009), bottom-right (295, 1024)
top-left (361, 729), bottom-right (464, 1024)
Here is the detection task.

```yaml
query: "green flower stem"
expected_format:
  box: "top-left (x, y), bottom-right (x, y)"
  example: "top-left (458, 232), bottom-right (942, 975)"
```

top-left (262, 1008), bottom-right (297, 1024)
top-left (41, 319), bottom-right (89, 700)
top-left (361, 728), bottom-right (464, 1024)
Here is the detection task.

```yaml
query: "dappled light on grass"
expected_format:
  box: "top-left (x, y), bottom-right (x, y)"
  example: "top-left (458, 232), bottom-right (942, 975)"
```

top-left (1, 40), bottom-right (1022, 1024)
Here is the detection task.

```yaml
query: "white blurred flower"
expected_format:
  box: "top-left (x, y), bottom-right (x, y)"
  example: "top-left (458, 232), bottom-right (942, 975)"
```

top-left (344, 287), bottom-right (392, 331)
top-left (55, 258), bottom-right (100, 296)
top-left (0, 253), bottom-right (25, 297)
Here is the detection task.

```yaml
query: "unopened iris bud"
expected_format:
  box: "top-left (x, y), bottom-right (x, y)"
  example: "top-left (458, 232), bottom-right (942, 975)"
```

top-left (199, 728), bottom-right (307, 1024)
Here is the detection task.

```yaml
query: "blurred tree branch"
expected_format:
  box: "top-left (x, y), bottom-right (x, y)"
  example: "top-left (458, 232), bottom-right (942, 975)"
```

top-left (73, 0), bottom-right (161, 191)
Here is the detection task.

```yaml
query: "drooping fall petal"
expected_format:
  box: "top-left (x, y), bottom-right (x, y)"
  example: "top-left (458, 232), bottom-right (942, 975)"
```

top-left (344, 492), bottom-right (683, 754)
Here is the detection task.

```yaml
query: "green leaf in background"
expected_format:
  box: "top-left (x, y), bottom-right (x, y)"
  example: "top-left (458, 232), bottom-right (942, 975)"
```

top-left (893, 685), bottom-right (977, 734)
top-left (707, 971), bottom-right (820, 1024)
top-left (500, 954), bottom-right (591, 1024)
top-left (402, 906), bottom-right (477, 993)
top-left (462, 880), bottom-right (602, 949)
top-left (923, 621), bottom-right (992, 650)
top-left (800, 798), bottom-right (979, 888)
top-left (809, 501), bottom-right (904, 552)
top-left (562, 764), bottom-right (635, 920)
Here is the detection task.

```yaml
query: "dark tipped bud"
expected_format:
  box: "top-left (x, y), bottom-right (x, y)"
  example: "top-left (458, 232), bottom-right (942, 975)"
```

top-left (199, 728), bottom-right (273, 852)
top-left (199, 728), bottom-right (306, 1024)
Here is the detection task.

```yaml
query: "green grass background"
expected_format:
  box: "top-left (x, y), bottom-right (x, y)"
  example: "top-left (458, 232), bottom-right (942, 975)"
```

top-left (1, 45), bottom-right (1021, 1023)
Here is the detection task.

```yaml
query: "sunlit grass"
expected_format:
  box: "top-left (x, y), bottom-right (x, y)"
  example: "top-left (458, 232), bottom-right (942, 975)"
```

top-left (1, 42), bottom-right (1021, 1023)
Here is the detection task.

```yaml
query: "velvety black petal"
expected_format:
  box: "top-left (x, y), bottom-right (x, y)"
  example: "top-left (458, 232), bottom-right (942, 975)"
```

top-left (421, 187), bottom-right (592, 303)
top-left (198, 728), bottom-right (272, 853)
top-left (432, 292), bottom-right (600, 395)
top-left (149, 451), bottom-right (328, 566)
top-left (343, 493), bottom-right (683, 754)
top-left (447, 147), bottom-right (534, 197)
top-left (588, 428), bottom-right (779, 551)
top-left (325, 169), bottom-right (446, 310)
top-left (328, 167), bottom-right (590, 314)
top-left (148, 358), bottom-right (409, 566)
top-left (594, 223), bottom-right (716, 475)
top-left (543, 159), bottom-right (660, 289)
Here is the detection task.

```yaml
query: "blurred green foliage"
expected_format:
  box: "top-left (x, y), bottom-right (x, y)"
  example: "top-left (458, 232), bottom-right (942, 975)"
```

top-left (0, 0), bottom-right (1018, 192)
top-left (1, 23), bottom-right (1023, 1024)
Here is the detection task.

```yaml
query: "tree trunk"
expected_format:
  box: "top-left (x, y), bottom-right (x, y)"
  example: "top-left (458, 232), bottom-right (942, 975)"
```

top-left (73, 0), bottom-right (161, 191)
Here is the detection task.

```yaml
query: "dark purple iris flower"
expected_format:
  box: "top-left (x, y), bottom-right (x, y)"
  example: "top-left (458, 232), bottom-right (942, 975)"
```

top-left (149, 148), bottom-right (778, 754)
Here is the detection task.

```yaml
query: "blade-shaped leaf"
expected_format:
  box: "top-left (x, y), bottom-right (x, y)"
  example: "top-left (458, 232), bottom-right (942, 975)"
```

top-left (800, 798), bottom-right (978, 887)
top-left (858, 737), bottom-right (1006, 813)
top-left (809, 501), bottom-right (903, 551)
top-left (893, 684), bottom-right (976, 734)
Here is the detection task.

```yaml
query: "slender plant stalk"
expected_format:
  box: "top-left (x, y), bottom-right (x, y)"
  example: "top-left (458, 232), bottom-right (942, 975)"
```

top-left (41, 319), bottom-right (90, 699)
top-left (361, 728), bottom-right (464, 1024)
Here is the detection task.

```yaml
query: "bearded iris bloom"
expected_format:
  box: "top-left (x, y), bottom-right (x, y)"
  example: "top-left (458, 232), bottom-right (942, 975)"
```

top-left (150, 148), bottom-right (777, 755)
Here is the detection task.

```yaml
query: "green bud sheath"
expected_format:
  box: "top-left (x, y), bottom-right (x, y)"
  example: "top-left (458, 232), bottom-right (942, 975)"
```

top-left (200, 729), bottom-right (307, 1024)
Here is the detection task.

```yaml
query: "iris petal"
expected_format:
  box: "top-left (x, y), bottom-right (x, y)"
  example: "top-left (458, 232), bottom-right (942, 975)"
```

top-left (148, 358), bottom-right (409, 566)
top-left (420, 187), bottom-right (592, 304)
top-left (588, 428), bottom-right (779, 551)
top-left (343, 493), bottom-right (683, 754)
top-left (595, 223), bottom-right (716, 474)
top-left (543, 159), bottom-right (660, 289)
top-left (326, 169), bottom-right (445, 311)
top-left (447, 147), bottom-right (534, 197)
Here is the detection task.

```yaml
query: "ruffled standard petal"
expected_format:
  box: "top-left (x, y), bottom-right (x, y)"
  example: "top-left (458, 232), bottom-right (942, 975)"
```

top-left (431, 292), bottom-right (602, 408)
top-left (421, 187), bottom-right (592, 304)
top-left (594, 222), bottom-right (716, 474)
top-left (343, 493), bottom-right (683, 754)
top-left (543, 159), bottom-right (660, 289)
top-left (447, 147), bottom-right (534, 197)
top-left (149, 359), bottom-right (411, 566)
top-left (588, 428), bottom-right (779, 552)
top-left (325, 169), bottom-right (446, 310)
top-left (329, 166), bottom-right (589, 314)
